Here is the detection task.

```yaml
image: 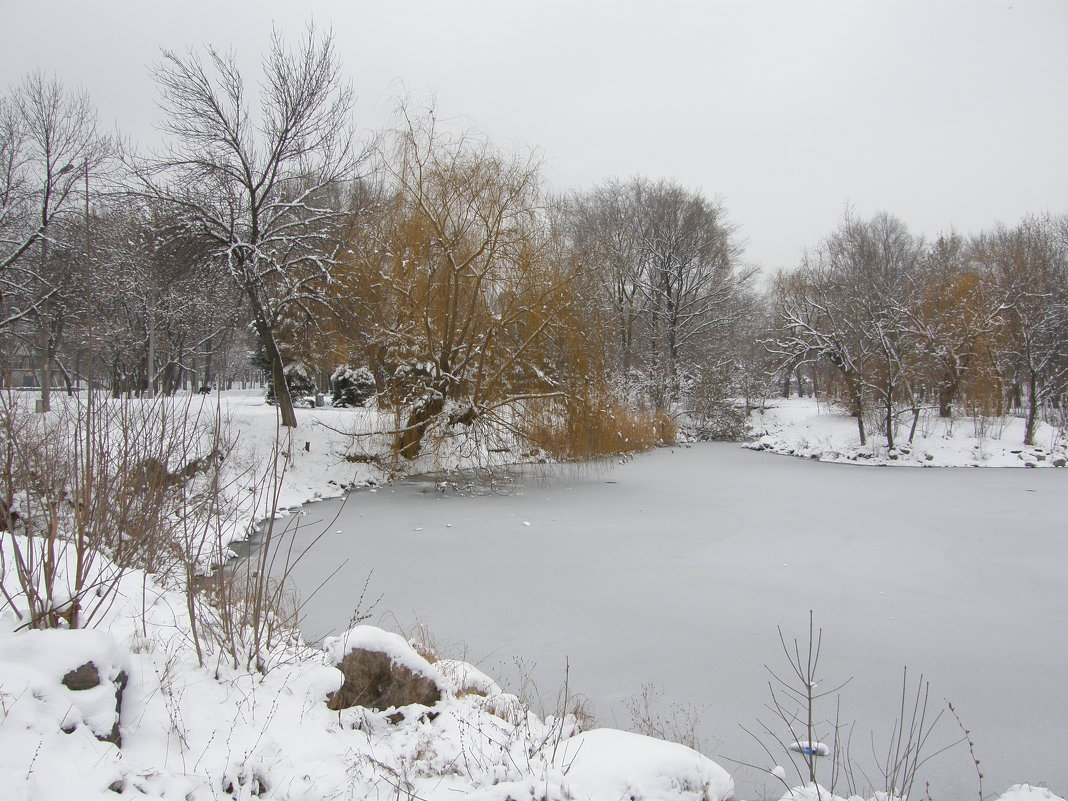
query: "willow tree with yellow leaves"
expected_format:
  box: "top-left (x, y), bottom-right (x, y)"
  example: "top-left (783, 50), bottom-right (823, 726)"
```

top-left (336, 112), bottom-right (582, 459)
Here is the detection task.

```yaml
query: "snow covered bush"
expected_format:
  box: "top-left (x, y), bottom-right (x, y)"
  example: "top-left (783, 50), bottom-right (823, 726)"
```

top-left (330, 365), bottom-right (376, 407)
top-left (265, 362), bottom-right (317, 407)
top-left (685, 365), bottom-right (753, 441)
top-left (0, 393), bottom-right (239, 630)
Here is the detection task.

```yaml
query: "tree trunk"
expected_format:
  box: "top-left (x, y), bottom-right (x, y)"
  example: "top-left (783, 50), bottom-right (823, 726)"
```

top-left (908, 404), bottom-right (921, 445)
top-left (938, 382), bottom-right (955, 418)
top-left (254, 318), bottom-right (297, 428)
top-left (395, 391), bottom-right (445, 459)
top-left (1023, 370), bottom-right (1039, 446)
top-left (884, 391), bottom-right (895, 450)
top-left (847, 376), bottom-right (866, 447)
top-left (145, 320), bottom-right (156, 398)
top-left (39, 346), bottom-right (52, 413)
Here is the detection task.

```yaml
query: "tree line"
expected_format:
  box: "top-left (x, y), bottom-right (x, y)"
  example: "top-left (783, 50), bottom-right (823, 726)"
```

top-left (2, 29), bottom-right (1064, 458)
top-left (767, 212), bottom-right (1068, 448)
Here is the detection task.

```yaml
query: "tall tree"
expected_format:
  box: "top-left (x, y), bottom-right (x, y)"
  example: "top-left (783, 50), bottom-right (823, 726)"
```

top-left (135, 27), bottom-right (360, 427)
top-left (339, 111), bottom-right (576, 458)
top-left (0, 73), bottom-right (105, 407)
top-left (906, 233), bottom-right (1001, 418)
top-left (0, 74), bottom-right (103, 321)
top-left (973, 216), bottom-right (1068, 445)
top-left (769, 212), bottom-right (924, 448)
top-left (559, 178), bottom-right (747, 411)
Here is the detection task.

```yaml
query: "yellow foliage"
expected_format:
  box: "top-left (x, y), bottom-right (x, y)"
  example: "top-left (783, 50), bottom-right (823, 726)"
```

top-left (524, 397), bottom-right (676, 460)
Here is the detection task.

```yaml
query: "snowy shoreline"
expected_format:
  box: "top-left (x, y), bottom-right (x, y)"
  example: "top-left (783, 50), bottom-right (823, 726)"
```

top-left (744, 397), bottom-right (1067, 469)
top-left (1, 391), bottom-right (1064, 801)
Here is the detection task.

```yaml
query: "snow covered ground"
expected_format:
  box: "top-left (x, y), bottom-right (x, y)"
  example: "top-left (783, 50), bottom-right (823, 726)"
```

top-left (746, 397), bottom-right (1066, 468)
top-left (2, 389), bottom-right (1066, 801)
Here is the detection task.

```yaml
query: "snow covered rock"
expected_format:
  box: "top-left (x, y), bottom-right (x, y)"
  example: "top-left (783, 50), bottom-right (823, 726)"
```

top-left (323, 625), bottom-right (444, 711)
top-left (0, 628), bottom-right (128, 746)
top-left (556, 728), bottom-right (735, 801)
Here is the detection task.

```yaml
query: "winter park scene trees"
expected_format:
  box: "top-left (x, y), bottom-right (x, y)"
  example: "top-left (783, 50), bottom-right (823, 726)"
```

top-left (0, 5), bottom-right (1066, 801)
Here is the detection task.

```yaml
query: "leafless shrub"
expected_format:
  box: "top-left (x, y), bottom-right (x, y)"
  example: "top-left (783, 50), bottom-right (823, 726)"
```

top-left (0, 391), bottom-right (227, 629)
top-left (0, 386), bottom-right (315, 677)
top-left (626, 683), bottom-right (710, 753)
top-left (732, 613), bottom-right (957, 801)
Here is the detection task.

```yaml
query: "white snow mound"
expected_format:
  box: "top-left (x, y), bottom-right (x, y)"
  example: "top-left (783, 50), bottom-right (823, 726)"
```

top-left (997, 785), bottom-right (1066, 801)
top-left (557, 728), bottom-right (735, 801)
top-left (435, 658), bottom-right (503, 697)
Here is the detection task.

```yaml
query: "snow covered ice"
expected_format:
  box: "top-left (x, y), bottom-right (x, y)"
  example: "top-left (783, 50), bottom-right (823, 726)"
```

top-left (252, 426), bottom-right (1068, 799)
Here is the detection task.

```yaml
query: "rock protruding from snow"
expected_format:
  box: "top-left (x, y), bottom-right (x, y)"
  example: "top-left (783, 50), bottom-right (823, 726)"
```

top-left (556, 728), bottom-right (735, 801)
top-left (322, 625), bottom-right (443, 711)
top-left (0, 628), bottom-right (129, 746)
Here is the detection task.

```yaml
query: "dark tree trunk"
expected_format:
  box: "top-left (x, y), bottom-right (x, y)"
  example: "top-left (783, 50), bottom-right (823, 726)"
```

top-left (253, 317), bottom-right (297, 428)
top-left (884, 389), bottom-right (895, 450)
top-left (395, 391), bottom-right (445, 459)
top-left (938, 383), bottom-right (955, 418)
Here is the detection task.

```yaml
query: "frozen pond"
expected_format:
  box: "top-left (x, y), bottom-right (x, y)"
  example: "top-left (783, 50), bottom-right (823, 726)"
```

top-left (252, 443), bottom-right (1068, 800)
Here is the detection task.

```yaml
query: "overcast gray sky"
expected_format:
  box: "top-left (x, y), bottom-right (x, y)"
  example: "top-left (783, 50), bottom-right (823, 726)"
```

top-left (3, 0), bottom-right (1066, 272)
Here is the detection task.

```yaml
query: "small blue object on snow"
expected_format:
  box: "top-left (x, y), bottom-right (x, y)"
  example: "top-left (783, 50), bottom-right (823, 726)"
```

top-left (788, 741), bottom-right (830, 757)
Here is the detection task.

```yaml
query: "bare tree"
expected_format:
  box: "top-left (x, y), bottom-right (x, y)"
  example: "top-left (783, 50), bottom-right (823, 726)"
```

top-left (559, 178), bottom-right (748, 412)
top-left (973, 216), bottom-right (1068, 445)
top-left (769, 262), bottom-right (873, 445)
top-left (0, 74), bottom-right (102, 314)
top-left (0, 73), bottom-right (106, 408)
top-left (555, 180), bottom-right (646, 376)
top-left (83, 200), bottom-right (244, 398)
top-left (769, 212), bottom-right (924, 449)
top-left (633, 180), bottom-right (747, 408)
top-left (134, 27), bottom-right (361, 427)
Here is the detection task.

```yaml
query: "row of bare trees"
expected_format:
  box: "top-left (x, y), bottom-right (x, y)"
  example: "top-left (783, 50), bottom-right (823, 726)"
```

top-left (0, 70), bottom-right (251, 407)
top-left (767, 212), bottom-right (1068, 447)
top-left (557, 178), bottom-right (754, 414)
top-left (5, 28), bottom-right (1063, 459)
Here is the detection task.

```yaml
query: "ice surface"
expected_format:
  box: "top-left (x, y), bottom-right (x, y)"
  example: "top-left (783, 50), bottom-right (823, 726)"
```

top-left (255, 441), bottom-right (1068, 799)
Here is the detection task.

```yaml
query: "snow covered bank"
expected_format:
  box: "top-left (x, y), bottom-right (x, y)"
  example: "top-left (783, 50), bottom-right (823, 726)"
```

top-left (0, 535), bottom-right (737, 801)
top-left (746, 397), bottom-right (1067, 467)
top-left (0, 390), bottom-right (741, 800)
top-left (2, 389), bottom-right (1065, 800)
